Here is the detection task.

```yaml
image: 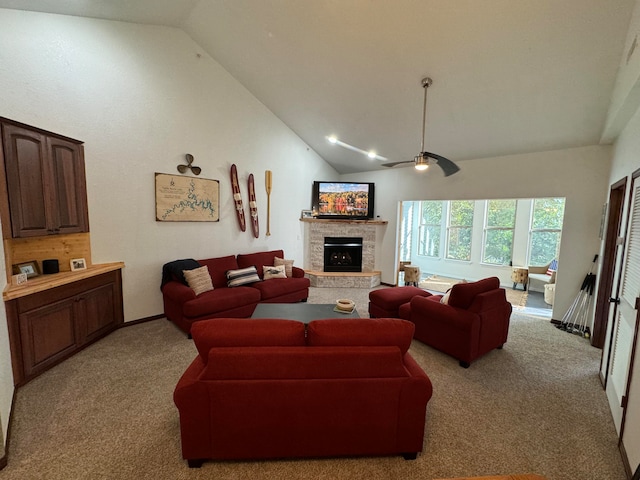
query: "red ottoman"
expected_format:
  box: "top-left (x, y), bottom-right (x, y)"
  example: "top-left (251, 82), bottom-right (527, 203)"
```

top-left (369, 286), bottom-right (431, 318)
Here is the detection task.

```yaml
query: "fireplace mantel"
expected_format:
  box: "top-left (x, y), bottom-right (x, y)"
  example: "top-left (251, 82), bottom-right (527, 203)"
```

top-left (300, 218), bottom-right (387, 225)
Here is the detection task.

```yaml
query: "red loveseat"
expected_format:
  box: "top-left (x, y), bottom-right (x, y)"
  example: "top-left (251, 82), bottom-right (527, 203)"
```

top-left (174, 318), bottom-right (433, 466)
top-left (162, 250), bottom-right (310, 334)
top-left (401, 277), bottom-right (512, 367)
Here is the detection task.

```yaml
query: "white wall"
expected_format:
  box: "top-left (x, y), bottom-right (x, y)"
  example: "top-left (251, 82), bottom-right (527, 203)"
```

top-left (0, 7), bottom-right (337, 455)
top-left (0, 8), bottom-right (337, 321)
top-left (341, 145), bottom-right (612, 321)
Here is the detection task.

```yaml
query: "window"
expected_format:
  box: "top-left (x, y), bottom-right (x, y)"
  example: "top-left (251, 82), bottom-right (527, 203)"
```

top-left (399, 202), bottom-right (414, 262)
top-left (482, 199), bottom-right (516, 265)
top-left (529, 198), bottom-right (565, 265)
top-left (446, 200), bottom-right (474, 261)
top-left (418, 201), bottom-right (442, 257)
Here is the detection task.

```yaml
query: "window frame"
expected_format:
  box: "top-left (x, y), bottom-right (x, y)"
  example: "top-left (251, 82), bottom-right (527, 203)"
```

top-left (445, 200), bottom-right (474, 261)
top-left (481, 199), bottom-right (517, 266)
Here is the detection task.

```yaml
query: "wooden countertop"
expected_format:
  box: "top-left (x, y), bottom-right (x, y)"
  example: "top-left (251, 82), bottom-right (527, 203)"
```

top-left (3, 262), bottom-right (125, 301)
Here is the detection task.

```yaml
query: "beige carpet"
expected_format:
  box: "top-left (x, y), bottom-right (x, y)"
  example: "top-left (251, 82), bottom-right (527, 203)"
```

top-left (0, 286), bottom-right (626, 480)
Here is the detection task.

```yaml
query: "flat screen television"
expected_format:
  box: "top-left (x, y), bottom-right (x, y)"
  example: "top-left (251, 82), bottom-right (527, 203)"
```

top-left (311, 181), bottom-right (375, 220)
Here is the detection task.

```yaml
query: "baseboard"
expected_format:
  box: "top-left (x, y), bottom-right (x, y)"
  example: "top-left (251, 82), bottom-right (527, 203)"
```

top-left (118, 314), bottom-right (165, 328)
top-left (620, 440), bottom-right (632, 479)
top-left (380, 282), bottom-right (395, 287)
top-left (550, 318), bottom-right (561, 325)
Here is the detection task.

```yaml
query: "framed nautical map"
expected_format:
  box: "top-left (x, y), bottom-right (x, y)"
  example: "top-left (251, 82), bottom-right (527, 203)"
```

top-left (155, 173), bottom-right (220, 222)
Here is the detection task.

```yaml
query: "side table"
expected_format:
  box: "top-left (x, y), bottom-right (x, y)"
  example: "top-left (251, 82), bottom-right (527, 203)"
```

top-left (511, 267), bottom-right (528, 291)
top-left (404, 265), bottom-right (421, 287)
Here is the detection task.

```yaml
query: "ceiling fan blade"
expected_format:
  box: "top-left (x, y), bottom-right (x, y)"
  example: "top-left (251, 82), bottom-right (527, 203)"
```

top-left (381, 160), bottom-right (415, 168)
top-left (425, 152), bottom-right (460, 177)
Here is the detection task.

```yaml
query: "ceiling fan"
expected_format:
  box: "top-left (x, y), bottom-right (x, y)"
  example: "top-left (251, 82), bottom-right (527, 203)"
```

top-left (382, 77), bottom-right (460, 177)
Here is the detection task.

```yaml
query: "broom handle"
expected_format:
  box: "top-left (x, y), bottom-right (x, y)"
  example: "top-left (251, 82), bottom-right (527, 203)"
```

top-left (265, 171), bottom-right (272, 236)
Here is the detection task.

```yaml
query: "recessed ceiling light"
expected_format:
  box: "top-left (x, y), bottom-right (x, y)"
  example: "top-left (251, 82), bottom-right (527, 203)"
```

top-left (325, 136), bottom-right (387, 161)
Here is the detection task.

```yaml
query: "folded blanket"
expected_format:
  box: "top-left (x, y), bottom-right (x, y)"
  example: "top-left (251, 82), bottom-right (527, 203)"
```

top-left (161, 259), bottom-right (201, 289)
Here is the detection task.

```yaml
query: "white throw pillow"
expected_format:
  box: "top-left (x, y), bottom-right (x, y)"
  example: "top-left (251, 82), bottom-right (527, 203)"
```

top-left (440, 289), bottom-right (451, 305)
top-left (183, 266), bottom-right (214, 296)
top-left (263, 264), bottom-right (287, 280)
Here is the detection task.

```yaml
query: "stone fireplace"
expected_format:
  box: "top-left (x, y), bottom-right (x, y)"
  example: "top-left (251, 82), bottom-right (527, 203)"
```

top-left (302, 219), bottom-right (387, 287)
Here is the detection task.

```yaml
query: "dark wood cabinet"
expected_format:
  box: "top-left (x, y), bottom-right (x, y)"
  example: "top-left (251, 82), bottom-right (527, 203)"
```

top-left (6, 269), bottom-right (124, 385)
top-left (1, 119), bottom-right (89, 238)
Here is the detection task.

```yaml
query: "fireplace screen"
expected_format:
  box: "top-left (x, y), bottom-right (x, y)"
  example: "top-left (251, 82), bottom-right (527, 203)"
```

top-left (324, 237), bottom-right (363, 272)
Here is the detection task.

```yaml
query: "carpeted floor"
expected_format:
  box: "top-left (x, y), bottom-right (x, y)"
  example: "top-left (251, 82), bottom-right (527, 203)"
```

top-left (1, 286), bottom-right (625, 480)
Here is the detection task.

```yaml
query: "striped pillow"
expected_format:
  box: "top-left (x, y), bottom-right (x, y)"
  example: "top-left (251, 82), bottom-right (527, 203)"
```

top-left (226, 266), bottom-right (261, 287)
top-left (546, 259), bottom-right (558, 275)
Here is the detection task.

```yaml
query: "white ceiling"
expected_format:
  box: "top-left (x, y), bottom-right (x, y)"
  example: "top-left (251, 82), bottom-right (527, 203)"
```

top-left (0, 0), bottom-right (635, 174)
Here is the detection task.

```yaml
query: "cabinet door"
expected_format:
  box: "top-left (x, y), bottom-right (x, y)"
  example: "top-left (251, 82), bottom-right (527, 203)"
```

top-left (48, 136), bottom-right (89, 234)
top-left (19, 298), bottom-right (79, 378)
top-left (2, 123), bottom-right (50, 237)
top-left (79, 283), bottom-right (117, 343)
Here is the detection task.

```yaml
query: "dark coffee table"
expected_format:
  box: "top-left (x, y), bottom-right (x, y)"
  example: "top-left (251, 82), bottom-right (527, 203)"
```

top-left (251, 303), bottom-right (360, 323)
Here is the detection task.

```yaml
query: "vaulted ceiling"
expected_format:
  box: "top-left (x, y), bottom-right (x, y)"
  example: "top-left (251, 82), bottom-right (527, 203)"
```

top-left (0, 0), bottom-right (635, 173)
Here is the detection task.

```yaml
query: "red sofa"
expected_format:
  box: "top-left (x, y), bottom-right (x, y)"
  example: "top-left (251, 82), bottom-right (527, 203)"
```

top-left (174, 318), bottom-right (433, 466)
top-left (162, 250), bottom-right (310, 334)
top-left (401, 277), bottom-right (512, 367)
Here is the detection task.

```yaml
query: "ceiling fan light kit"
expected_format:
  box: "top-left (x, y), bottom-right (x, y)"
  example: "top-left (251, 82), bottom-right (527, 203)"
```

top-left (381, 77), bottom-right (460, 177)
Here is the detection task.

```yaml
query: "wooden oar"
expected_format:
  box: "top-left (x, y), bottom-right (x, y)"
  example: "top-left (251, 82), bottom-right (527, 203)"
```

top-left (265, 170), bottom-right (272, 236)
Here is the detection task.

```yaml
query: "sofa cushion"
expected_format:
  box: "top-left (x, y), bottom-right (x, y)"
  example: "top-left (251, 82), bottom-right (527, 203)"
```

top-left (274, 257), bottom-right (294, 277)
top-left (250, 276), bottom-right (311, 300)
top-left (307, 318), bottom-right (415, 354)
top-left (263, 264), bottom-right (287, 280)
top-left (183, 265), bottom-right (214, 296)
top-left (237, 250), bottom-right (284, 279)
top-left (182, 286), bottom-right (261, 318)
top-left (369, 286), bottom-right (430, 310)
top-left (201, 346), bottom-right (408, 380)
top-left (227, 266), bottom-right (261, 287)
top-left (191, 318), bottom-right (306, 362)
top-left (199, 255), bottom-right (239, 289)
top-left (447, 277), bottom-right (500, 310)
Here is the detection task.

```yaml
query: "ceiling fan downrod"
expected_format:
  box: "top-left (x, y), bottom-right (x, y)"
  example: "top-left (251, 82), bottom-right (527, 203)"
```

top-left (415, 77), bottom-right (433, 171)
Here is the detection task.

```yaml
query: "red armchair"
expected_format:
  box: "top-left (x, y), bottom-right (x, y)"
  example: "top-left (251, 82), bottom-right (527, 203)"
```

top-left (403, 277), bottom-right (512, 368)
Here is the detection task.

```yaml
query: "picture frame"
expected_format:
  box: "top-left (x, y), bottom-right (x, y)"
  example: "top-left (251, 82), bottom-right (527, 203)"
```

top-left (70, 258), bottom-right (87, 271)
top-left (155, 173), bottom-right (220, 222)
top-left (12, 260), bottom-right (40, 279)
top-left (301, 209), bottom-right (313, 219)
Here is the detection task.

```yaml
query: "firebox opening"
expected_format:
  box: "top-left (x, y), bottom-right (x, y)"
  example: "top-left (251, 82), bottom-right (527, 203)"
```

top-left (324, 237), bottom-right (363, 272)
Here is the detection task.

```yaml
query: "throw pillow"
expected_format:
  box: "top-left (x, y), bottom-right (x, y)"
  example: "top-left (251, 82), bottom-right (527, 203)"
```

top-left (441, 289), bottom-right (451, 305)
top-left (546, 259), bottom-right (558, 276)
top-left (263, 264), bottom-right (287, 280)
top-left (226, 266), bottom-right (261, 287)
top-left (183, 266), bottom-right (214, 296)
top-left (274, 257), bottom-right (294, 277)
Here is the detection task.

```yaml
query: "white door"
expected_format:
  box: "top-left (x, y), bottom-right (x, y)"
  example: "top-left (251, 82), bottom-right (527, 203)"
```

top-left (606, 178), bottom-right (640, 436)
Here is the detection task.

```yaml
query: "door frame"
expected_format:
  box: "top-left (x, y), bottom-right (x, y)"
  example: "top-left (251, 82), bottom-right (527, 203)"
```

top-left (593, 177), bottom-right (627, 354)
